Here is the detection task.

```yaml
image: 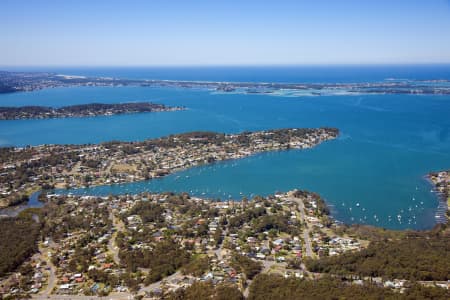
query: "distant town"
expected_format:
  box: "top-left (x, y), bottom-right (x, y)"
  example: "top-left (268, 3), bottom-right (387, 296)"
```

top-left (0, 102), bottom-right (185, 120)
top-left (1, 70), bottom-right (450, 96)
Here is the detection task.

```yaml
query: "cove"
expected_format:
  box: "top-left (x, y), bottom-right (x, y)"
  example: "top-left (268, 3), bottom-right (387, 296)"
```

top-left (54, 139), bottom-right (442, 230)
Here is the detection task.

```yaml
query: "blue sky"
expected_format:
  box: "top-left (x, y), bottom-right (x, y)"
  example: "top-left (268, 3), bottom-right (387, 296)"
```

top-left (1, 0), bottom-right (450, 66)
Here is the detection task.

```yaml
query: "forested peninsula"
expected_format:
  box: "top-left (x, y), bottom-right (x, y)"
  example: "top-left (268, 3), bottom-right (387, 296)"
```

top-left (0, 102), bottom-right (185, 120)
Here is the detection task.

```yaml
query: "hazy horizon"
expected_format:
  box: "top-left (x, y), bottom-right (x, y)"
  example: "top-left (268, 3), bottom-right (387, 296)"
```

top-left (2, 0), bottom-right (450, 66)
top-left (3, 63), bottom-right (450, 68)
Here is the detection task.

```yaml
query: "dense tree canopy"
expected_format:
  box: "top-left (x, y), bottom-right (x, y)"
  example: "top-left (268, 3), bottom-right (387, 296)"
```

top-left (230, 253), bottom-right (262, 280)
top-left (248, 274), bottom-right (449, 300)
top-left (306, 236), bottom-right (450, 281)
top-left (0, 212), bottom-right (40, 276)
top-left (167, 281), bottom-right (243, 300)
top-left (126, 201), bottom-right (165, 224)
top-left (119, 240), bottom-right (190, 283)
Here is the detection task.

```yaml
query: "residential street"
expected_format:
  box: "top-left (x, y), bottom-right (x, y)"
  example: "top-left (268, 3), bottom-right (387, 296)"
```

top-left (37, 244), bottom-right (57, 297)
top-left (288, 195), bottom-right (314, 258)
top-left (107, 210), bottom-right (124, 266)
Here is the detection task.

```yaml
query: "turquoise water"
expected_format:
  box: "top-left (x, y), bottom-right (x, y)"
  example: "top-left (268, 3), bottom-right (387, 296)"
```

top-left (1, 67), bottom-right (449, 230)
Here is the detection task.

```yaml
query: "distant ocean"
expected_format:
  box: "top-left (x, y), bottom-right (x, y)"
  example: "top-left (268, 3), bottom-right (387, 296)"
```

top-left (4, 64), bottom-right (450, 83)
top-left (1, 65), bottom-right (449, 230)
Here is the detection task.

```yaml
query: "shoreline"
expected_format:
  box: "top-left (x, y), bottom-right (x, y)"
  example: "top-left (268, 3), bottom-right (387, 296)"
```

top-left (426, 171), bottom-right (449, 224)
top-left (0, 128), bottom-right (338, 209)
top-left (0, 102), bottom-right (185, 121)
top-left (2, 70), bottom-right (450, 96)
top-left (0, 148), bottom-right (332, 216)
top-left (2, 189), bottom-right (448, 298)
top-left (2, 167), bottom-right (442, 232)
top-left (0, 190), bottom-right (42, 217)
top-left (2, 147), bottom-right (446, 232)
top-left (2, 151), bottom-right (445, 231)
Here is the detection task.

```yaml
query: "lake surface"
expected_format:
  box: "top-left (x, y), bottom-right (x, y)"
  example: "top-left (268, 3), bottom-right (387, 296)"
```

top-left (1, 66), bottom-right (449, 230)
